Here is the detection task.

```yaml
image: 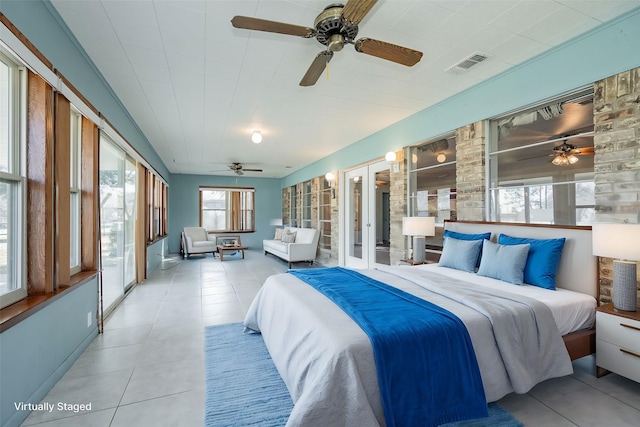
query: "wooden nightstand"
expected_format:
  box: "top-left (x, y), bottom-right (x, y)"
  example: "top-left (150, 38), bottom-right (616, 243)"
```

top-left (596, 303), bottom-right (640, 382)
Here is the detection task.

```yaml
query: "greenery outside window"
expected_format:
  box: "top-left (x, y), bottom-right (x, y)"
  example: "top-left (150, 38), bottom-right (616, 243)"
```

top-left (0, 50), bottom-right (26, 309)
top-left (488, 90), bottom-right (594, 225)
top-left (200, 187), bottom-right (255, 232)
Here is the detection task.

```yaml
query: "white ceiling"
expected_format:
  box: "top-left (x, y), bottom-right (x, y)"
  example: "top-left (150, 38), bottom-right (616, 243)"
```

top-left (49, 0), bottom-right (640, 178)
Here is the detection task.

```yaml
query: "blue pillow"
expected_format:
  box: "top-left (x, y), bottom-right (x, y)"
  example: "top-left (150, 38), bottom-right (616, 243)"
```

top-left (477, 240), bottom-right (530, 285)
top-left (444, 230), bottom-right (491, 242)
top-left (443, 230), bottom-right (491, 267)
top-left (438, 237), bottom-right (483, 273)
top-left (498, 234), bottom-right (566, 290)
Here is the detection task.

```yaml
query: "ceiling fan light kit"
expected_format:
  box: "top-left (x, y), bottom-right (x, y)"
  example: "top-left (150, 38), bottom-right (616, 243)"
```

top-left (231, 0), bottom-right (423, 86)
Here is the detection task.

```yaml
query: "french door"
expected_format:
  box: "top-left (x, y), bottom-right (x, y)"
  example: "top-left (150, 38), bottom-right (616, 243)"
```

top-left (344, 160), bottom-right (391, 268)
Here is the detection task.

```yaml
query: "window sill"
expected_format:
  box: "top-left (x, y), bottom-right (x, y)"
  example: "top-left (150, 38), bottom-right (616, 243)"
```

top-left (0, 270), bottom-right (98, 332)
top-left (147, 234), bottom-right (168, 246)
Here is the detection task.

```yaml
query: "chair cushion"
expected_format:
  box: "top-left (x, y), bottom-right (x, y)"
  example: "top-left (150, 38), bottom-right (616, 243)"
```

top-left (184, 227), bottom-right (208, 242)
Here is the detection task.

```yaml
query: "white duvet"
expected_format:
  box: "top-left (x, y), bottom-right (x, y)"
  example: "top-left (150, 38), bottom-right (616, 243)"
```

top-left (244, 265), bottom-right (595, 427)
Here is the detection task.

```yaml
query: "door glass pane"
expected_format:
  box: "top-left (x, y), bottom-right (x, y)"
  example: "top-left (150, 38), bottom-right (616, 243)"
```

top-left (349, 176), bottom-right (362, 259)
top-left (100, 140), bottom-right (125, 311)
top-left (124, 157), bottom-right (137, 288)
top-left (375, 170), bottom-right (390, 265)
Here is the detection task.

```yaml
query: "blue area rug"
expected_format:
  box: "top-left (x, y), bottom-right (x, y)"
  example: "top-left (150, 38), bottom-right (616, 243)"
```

top-left (204, 322), bottom-right (523, 427)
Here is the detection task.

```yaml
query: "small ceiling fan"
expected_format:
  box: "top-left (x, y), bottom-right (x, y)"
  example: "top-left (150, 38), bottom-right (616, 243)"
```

top-left (229, 162), bottom-right (263, 175)
top-left (231, 0), bottom-right (423, 86)
top-left (210, 163), bottom-right (263, 175)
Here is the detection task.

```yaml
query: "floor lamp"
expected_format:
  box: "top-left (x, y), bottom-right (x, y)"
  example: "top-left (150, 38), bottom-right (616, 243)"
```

top-left (402, 217), bottom-right (436, 264)
top-left (593, 223), bottom-right (640, 312)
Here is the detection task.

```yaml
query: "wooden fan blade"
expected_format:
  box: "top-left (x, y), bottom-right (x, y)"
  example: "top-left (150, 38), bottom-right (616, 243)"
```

top-left (243, 168), bottom-right (263, 172)
top-left (574, 146), bottom-right (595, 155)
top-left (342, 0), bottom-right (378, 25)
top-left (354, 38), bottom-right (423, 66)
top-left (300, 51), bottom-right (333, 87)
top-left (231, 16), bottom-right (315, 38)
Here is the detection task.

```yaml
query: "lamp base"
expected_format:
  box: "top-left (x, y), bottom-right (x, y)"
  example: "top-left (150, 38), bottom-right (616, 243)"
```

top-left (412, 237), bottom-right (426, 264)
top-left (613, 260), bottom-right (638, 312)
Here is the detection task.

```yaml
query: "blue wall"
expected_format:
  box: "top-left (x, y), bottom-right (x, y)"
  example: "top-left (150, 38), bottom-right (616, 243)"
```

top-left (282, 7), bottom-right (640, 187)
top-left (168, 174), bottom-right (282, 253)
top-left (0, 281), bottom-right (99, 427)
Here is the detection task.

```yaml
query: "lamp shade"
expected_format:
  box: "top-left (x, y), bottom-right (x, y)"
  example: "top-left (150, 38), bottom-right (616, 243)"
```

top-left (592, 223), bottom-right (640, 260)
top-left (402, 217), bottom-right (435, 237)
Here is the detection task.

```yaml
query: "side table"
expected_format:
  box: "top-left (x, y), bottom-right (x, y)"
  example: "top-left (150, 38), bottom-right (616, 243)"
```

top-left (595, 303), bottom-right (640, 382)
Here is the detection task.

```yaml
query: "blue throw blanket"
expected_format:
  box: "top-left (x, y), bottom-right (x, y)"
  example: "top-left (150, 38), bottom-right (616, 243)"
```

top-left (289, 267), bottom-right (487, 427)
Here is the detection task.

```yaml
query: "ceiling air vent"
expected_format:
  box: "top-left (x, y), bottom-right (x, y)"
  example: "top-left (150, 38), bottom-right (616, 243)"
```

top-left (444, 52), bottom-right (488, 75)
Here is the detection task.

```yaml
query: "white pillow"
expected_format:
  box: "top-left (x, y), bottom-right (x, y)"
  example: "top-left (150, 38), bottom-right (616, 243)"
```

top-left (274, 228), bottom-right (283, 240)
top-left (281, 231), bottom-right (297, 243)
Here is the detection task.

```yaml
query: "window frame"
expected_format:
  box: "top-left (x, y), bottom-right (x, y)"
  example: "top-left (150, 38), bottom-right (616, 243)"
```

top-left (199, 186), bottom-right (255, 233)
top-left (318, 177), bottom-right (332, 251)
top-left (0, 49), bottom-right (27, 309)
top-left (69, 106), bottom-right (82, 274)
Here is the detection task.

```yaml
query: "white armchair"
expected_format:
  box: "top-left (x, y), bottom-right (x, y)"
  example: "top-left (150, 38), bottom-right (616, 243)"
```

top-left (181, 227), bottom-right (217, 258)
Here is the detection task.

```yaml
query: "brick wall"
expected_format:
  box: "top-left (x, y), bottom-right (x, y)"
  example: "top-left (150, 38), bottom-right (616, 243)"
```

top-left (390, 158), bottom-right (408, 264)
top-left (593, 66), bottom-right (640, 306)
top-left (456, 121), bottom-right (486, 221)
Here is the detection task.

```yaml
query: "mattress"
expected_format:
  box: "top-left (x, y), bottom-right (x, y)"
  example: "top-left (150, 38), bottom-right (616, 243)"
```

top-left (407, 264), bottom-right (597, 335)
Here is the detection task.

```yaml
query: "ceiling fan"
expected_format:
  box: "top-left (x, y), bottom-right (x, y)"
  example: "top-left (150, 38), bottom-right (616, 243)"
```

top-left (550, 141), bottom-right (594, 166)
top-left (231, 0), bottom-right (423, 86)
top-left (229, 162), bottom-right (263, 175)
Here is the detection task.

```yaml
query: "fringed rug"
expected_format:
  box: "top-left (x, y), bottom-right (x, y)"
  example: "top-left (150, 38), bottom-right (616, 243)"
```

top-left (204, 323), bottom-right (523, 427)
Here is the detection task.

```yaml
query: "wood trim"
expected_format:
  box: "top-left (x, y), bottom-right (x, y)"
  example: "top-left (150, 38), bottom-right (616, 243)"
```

top-left (0, 271), bottom-right (98, 332)
top-left (54, 93), bottom-right (71, 287)
top-left (136, 163), bottom-right (147, 282)
top-left (563, 328), bottom-right (596, 360)
top-left (0, 12), bottom-right (54, 70)
top-left (81, 118), bottom-right (99, 271)
top-left (444, 219), bottom-right (591, 231)
top-left (55, 71), bottom-right (99, 117)
top-left (26, 71), bottom-right (53, 295)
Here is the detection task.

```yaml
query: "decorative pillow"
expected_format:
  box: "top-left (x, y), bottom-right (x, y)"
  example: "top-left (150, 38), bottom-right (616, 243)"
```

top-left (438, 237), bottom-right (483, 273)
top-left (274, 228), bottom-right (284, 240)
top-left (498, 234), bottom-right (566, 290)
top-left (281, 231), bottom-right (297, 243)
top-left (477, 240), bottom-right (530, 285)
top-left (443, 230), bottom-right (491, 267)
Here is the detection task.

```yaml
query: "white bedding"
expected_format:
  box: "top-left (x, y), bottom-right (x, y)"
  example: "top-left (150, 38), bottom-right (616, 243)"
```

top-left (244, 264), bottom-right (593, 426)
top-left (408, 264), bottom-right (597, 335)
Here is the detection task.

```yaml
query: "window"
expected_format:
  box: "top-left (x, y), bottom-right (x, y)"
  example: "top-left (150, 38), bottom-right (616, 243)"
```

top-left (200, 187), bottom-right (255, 232)
top-left (488, 90), bottom-right (594, 225)
top-left (408, 135), bottom-right (457, 224)
top-left (0, 50), bottom-right (26, 308)
top-left (290, 185), bottom-right (298, 227)
top-left (302, 180), bottom-right (312, 228)
top-left (69, 107), bottom-right (82, 274)
top-left (319, 178), bottom-right (332, 251)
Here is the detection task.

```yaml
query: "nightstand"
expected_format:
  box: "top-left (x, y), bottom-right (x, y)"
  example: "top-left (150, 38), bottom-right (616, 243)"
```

top-left (400, 259), bottom-right (425, 266)
top-left (596, 303), bottom-right (640, 382)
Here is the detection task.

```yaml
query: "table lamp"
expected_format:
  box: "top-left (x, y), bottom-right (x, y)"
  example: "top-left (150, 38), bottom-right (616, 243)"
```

top-left (592, 223), bottom-right (640, 311)
top-left (402, 217), bottom-right (436, 264)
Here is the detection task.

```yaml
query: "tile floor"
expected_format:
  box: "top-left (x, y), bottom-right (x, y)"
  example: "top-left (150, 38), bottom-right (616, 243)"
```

top-left (20, 250), bottom-right (640, 426)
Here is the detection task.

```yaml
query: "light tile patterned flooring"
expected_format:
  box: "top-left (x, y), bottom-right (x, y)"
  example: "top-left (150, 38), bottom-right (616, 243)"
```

top-left (20, 250), bottom-right (640, 426)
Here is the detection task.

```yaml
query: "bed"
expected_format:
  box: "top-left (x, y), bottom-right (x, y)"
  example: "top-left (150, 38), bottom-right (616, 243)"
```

top-left (243, 221), bottom-right (598, 427)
